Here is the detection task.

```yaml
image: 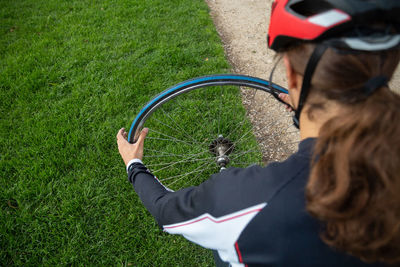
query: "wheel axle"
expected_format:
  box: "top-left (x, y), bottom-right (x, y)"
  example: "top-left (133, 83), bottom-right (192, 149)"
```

top-left (209, 135), bottom-right (234, 169)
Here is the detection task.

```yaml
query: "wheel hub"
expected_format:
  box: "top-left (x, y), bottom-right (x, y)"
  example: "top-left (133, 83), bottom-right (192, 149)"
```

top-left (209, 135), bottom-right (234, 169)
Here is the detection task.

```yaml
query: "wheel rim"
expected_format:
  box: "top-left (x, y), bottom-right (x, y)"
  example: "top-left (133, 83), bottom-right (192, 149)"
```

top-left (128, 75), bottom-right (298, 190)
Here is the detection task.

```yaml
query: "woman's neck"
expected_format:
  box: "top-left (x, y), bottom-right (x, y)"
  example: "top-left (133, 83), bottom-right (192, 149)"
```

top-left (299, 101), bottom-right (342, 140)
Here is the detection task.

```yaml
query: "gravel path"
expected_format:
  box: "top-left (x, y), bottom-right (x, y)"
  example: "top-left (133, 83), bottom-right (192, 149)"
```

top-left (206, 0), bottom-right (299, 163)
top-left (205, 0), bottom-right (400, 162)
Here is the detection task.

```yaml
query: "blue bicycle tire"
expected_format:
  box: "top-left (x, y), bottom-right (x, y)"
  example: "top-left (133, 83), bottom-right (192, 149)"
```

top-left (128, 74), bottom-right (288, 143)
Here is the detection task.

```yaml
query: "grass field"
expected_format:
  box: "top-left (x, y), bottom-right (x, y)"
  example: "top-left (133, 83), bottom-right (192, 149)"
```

top-left (0, 0), bottom-right (259, 265)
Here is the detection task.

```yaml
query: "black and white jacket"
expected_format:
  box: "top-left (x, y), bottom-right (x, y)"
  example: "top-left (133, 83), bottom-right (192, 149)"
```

top-left (127, 138), bottom-right (382, 267)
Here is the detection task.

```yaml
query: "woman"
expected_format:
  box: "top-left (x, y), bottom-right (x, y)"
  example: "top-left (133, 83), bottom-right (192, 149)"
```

top-left (117, 0), bottom-right (400, 265)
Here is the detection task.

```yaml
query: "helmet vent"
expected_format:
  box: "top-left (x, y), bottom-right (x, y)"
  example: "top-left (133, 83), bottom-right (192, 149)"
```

top-left (289, 0), bottom-right (334, 17)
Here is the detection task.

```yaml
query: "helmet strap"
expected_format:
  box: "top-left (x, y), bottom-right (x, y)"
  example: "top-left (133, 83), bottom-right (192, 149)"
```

top-left (363, 75), bottom-right (388, 96)
top-left (293, 44), bottom-right (328, 129)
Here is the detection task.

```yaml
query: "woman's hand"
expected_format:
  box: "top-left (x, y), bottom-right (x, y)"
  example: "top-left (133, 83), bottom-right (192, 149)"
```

top-left (116, 128), bottom-right (148, 166)
top-left (278, 93), bottom-right (294, 112)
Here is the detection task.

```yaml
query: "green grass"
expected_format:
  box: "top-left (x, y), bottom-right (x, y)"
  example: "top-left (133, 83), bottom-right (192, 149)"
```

top-left (0, 0), bottom-right (258, 265)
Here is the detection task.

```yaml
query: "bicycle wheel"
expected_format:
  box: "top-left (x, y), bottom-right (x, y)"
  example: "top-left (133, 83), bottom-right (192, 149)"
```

top-left (128, 74), bottom-right (299, 190)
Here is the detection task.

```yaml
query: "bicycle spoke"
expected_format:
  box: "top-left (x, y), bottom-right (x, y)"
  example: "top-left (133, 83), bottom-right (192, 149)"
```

top-left (230, 162), bottom-right (261, 166)
top-left (175, 95), bottom-right (217, 140)
top-left (162, 160), bottom-right (215, 181)
top-left (147, 137), bottom-right (209, 150)
top-left (229, 149), bottom-right (260, 161)
top-left (167, 160), bottom-right (217, 187)
top-left (151, 117), bottom-right (203, 145)
top-left (151, 153), bottom-right (203, 174)
top-left (221, 121), bottom-right (261, 155)
top-left (174, 99), bottom-right (213, 141)
top-left (148, 128), bottom-right (203, 147)
top-left (159, 107), bottom-right (199, 143)
top-left (147, 156), bottom-right (214, 168)
top-left (144, 149), bottom-right (209, 158)
top-left (224, 117), bottom-right (251, 141)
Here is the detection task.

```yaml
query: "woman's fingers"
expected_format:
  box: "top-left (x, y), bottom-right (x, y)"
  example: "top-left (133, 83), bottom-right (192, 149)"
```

top-left (117, 128), bottom-right (125, 140)
top-left (278, 93), bottom-right (294, 112)
top-left (116, 127), bottom-right (149, 164)
top-left (137, 128), bottom-right (149, 144)
top-left (278, 93), bottom-right (290, 104)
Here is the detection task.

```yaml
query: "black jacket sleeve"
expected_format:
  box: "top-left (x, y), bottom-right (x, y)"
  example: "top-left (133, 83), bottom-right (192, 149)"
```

top-left (127, 161), bottom-right (291, 227)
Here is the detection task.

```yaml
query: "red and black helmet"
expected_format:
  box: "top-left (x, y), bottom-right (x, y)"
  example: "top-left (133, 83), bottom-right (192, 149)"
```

top-left (268, 0), bottom-right (400, 52)
top-left (267, 0), bottom-right (400, 129)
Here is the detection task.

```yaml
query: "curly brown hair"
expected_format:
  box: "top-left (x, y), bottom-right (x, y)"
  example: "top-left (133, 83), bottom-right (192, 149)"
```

top-left (286, 44), bottom-right (400, 264)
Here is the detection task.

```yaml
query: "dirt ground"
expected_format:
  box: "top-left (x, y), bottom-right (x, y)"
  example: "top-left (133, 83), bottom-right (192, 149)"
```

top-left (205, 0), bottom-right (400, 161)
